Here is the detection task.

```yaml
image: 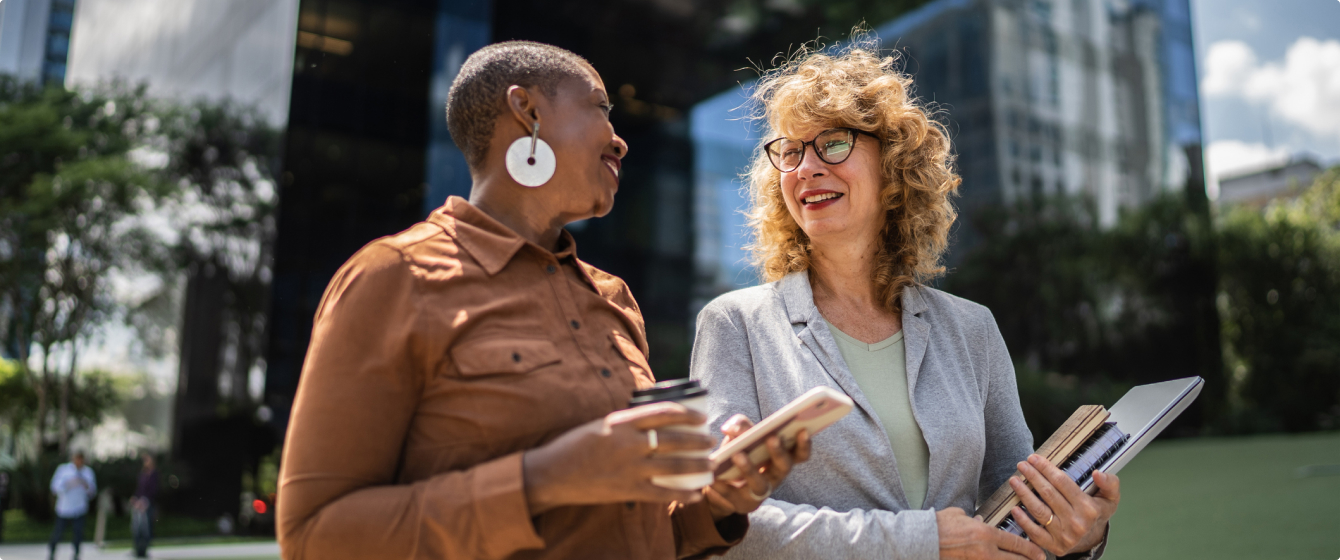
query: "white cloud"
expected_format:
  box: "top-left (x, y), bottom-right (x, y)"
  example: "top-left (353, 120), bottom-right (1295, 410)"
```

top-left (1204, 140), bottom-right (1290, 199)
top-left (1202, 37), bottom-right (1340, 138)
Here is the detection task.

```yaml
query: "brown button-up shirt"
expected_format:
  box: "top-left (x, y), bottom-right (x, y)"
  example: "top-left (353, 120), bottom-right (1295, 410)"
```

top-left (277, 197), bottom-right (744, 559)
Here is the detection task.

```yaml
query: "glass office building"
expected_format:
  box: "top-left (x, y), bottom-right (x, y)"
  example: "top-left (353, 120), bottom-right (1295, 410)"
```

top-left (0, 0), bottom-right (77, 86)
top-left (689, 0), bottom-right (1205, 302)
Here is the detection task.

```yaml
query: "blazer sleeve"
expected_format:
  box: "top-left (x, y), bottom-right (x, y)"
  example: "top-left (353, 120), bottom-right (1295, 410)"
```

top-left (976, 308), bottom-right (1035, 504)
top-left (276, 244), bottom-right (544, 560)
top-left (690, 303), bottom-right (939, 560)
top-left (975, 309), bottom-right (1110, 560)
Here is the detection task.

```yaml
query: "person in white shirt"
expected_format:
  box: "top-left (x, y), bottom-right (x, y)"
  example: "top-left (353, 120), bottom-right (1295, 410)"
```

top-left (48, 451), bottom-right (96, 560)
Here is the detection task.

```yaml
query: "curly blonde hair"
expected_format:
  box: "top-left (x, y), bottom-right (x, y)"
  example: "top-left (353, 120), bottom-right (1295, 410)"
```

top-left (744, 36), bottom-right (960, 313)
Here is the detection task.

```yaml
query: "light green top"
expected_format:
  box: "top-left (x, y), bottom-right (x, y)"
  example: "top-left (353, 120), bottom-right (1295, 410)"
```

top-left (826, 323), bottom-right (931, 509)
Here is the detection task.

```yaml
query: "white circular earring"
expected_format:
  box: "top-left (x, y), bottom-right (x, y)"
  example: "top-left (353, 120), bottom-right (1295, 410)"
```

top-left (505, 121), bottom-right (556, 187)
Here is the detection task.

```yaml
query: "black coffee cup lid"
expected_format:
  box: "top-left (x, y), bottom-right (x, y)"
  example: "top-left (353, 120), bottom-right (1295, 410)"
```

top-left (629, 379), bottom-right (707, 406)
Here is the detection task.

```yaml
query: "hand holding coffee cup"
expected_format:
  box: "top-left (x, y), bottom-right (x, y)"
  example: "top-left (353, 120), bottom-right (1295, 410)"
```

top-left (521, 400), bottom-right (715, 515)
top-left (629, 380), bottom-right (715, 490)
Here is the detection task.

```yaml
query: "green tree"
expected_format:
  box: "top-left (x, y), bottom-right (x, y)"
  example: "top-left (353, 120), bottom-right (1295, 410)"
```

top-left (1217, 167), bottom-right (1340, 432)
top-left (0, 77), bottom-right (168, 456)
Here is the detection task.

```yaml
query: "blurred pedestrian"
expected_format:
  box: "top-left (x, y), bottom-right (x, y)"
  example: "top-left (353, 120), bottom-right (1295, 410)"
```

top-left (48, 450), bottom-right (96, 560)
top-left (277, 40), bottom-right (809, 559)
top-left (130, 453), bottom-right (159, 558)
top-left (0, 471), bottom-right (9, 542)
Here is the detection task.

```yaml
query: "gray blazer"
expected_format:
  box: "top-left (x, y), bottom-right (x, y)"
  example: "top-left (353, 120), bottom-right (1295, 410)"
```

top-left (690, 272), bottom-right (1035, 559)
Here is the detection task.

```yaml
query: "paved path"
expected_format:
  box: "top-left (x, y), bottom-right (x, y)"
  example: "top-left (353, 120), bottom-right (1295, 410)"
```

top-left (0, 541), bottom-right (280, 560)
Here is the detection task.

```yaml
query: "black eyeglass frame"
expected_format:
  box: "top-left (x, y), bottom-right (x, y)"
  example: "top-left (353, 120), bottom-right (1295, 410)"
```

top-left (762, 127), bottom-right (883, 173)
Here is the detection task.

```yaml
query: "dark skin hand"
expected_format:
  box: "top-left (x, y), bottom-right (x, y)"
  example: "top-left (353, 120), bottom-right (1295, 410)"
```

top-left (702, 414), bottom-right (813, 520)
top-left (523, 406), bottom-right (813, 521)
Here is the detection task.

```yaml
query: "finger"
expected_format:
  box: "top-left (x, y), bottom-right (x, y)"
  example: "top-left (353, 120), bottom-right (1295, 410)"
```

top-left (793, 429), bottom-right (812, 463)
top-left (763, 435), bottom-right (793, 480)
top-left (643, 456), bottom-right (713, 476)
top-left (1010, 505), bottom-right (1058, 553)
top-left (1008, 475), bottom-right (1054, 532)
top-left (1092, 471), bottom-right (1121, 504)
top-left (1017, 460), bottom-right (1073, 520)
top-left (646, 431), bottom-right (715, 454)
top-left (732, 452), bottom-right (770, 496)
top-left (1028, 454), bottom-right (1086, 504)
top-left (635, 482), bottom-right (705, 504)
top-left (721, 414), bottom-right (754, 438)
top-left (996, 528), bottom-right (1047, 560)
top-left (702, 484), bottom-right (736, 510)
top-left (615, 403), bottom-right (706, 430)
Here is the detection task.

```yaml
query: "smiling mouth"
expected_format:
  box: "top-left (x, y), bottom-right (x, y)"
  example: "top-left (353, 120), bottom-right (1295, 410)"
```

top-left (802, 192), bottom-right (843, 205)
top-left (602, 157), bottom-right (621, 181)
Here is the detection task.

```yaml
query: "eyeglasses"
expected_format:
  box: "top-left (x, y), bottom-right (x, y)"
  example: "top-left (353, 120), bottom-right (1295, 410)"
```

top-left (763, 128), bottom-right (881, 173)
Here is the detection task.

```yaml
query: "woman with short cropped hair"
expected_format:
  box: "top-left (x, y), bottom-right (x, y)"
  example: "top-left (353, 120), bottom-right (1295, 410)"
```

top-left (277, 41), bottom-right (808, 560)
top-left (691, 36), bottom-right (1120, 560)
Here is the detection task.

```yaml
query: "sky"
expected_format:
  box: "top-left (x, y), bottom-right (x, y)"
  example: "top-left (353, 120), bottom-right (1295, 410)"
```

top-left (1193, 0), bottom-right (1340, 192)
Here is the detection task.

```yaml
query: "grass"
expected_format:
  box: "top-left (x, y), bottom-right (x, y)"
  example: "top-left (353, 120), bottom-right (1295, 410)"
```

top-left (1104, 431), bottom-right (1340, 560)
top-left (4, 433), bottom-right (1336, 558)
top-left (0, 510), bottom-right (246, 544)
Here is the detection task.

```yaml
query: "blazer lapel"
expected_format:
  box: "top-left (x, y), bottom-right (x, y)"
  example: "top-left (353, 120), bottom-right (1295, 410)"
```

top-left (901, 286), bottom-right (931, 394)
top-left (777, 273), bottom-right (883, 426)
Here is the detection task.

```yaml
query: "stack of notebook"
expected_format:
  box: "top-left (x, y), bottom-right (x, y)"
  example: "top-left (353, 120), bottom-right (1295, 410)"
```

top-left (975, 377), bottom-right (1204, 537)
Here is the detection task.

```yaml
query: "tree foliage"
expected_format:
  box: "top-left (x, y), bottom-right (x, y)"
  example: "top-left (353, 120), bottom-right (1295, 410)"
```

top-left (1217, 167), bottom-right (1340, 432)
top-left (947, 170), bottom-right (1340, 435)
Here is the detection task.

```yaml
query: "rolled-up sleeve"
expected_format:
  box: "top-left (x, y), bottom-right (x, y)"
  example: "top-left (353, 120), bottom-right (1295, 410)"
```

top-left (277, 244), bottom-right (544, 560)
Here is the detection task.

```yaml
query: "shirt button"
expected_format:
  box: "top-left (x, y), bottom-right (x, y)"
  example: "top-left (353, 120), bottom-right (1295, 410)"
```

top-left (600, 368), bottom-right (612, 378)
top-left (546, 264), bottom-right (557, 274)
top-left (570, 320), bottom-right (580, 330)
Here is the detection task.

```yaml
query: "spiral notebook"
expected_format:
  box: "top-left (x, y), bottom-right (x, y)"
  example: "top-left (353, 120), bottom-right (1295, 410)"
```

top-left (976, 376), bottom-right (1205, 535)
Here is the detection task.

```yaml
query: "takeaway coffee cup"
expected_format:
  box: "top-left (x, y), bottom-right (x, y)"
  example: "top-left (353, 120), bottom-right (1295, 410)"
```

top-left (629, 379), bottom-right (713, 490)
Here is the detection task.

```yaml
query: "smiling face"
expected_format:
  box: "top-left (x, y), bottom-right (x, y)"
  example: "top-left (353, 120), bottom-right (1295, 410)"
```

top-left (528, 67), bottom-right (628, 221)
top-left (776, 123), bottom-right (887, 244)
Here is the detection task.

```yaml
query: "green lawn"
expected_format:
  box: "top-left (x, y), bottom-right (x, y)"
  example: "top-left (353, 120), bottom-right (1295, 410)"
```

top-left (1, 509), bottom-right (246, 544)
top-left (4, 433), bottom-right (1336, 557)
top-left (1104, 431), bottom-right (1340, 560)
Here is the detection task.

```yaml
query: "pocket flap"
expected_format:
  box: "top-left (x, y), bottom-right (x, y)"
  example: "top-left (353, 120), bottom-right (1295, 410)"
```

top-left (451, 338), bottom-right (561, 376)
top-left (609, 331), bottom-right (652, 374)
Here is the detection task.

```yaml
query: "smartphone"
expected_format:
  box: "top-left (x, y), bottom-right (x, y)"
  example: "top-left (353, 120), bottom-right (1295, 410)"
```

top-left (710, 386), bottom-right (854, 481)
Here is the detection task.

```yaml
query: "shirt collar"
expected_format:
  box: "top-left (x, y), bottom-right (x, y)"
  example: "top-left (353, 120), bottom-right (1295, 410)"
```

top-left (428, 196), bottom-right (579, 276)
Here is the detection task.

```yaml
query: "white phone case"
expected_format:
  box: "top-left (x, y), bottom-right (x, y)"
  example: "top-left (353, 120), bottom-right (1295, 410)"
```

top-left (710, 386), bottom-right (854, 481)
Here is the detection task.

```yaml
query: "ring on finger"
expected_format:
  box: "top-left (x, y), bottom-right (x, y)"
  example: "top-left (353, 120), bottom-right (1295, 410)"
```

top-left (747, 479), bottom-right (773, 501)
top-left (1042, 512), bottom-right (1055, 528)
top-left (646, 429), bottom-right (658, 453)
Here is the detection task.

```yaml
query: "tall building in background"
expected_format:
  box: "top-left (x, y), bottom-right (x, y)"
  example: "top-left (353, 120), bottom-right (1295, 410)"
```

top-left (690, 0), bottom-right (1205, 303)
top-left (63, 0), bottom-right (301, 519)
top-left (267, 0), bottom-right (709, 439)
top-left (66, 0), bottom-right (299, 126)
top-left (0, 0), bottom-right (76, 85)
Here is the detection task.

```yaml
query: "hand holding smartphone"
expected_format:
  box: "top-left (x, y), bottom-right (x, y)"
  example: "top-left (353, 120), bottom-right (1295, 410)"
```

top-left (710, 386), bottom-right (853, 481)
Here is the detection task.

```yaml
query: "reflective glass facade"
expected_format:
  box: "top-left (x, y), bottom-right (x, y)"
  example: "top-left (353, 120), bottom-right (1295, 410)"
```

top-left (688, 0), bottom-right (1206, 300)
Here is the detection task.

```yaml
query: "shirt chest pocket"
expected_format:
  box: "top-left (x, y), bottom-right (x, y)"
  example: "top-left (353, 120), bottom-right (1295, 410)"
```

top-left (450, 338), bottom-right (562, 376)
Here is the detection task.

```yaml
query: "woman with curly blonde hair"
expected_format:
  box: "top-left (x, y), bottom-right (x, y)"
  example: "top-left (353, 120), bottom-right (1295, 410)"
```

top-left (690, 37), bottom-right (1120, 560)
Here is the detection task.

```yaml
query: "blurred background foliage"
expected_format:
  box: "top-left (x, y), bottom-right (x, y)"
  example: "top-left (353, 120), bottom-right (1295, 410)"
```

top-left (945, 167), bottom-right (1340, 439)
top-left (0, 76), bottom-right (280, 530)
